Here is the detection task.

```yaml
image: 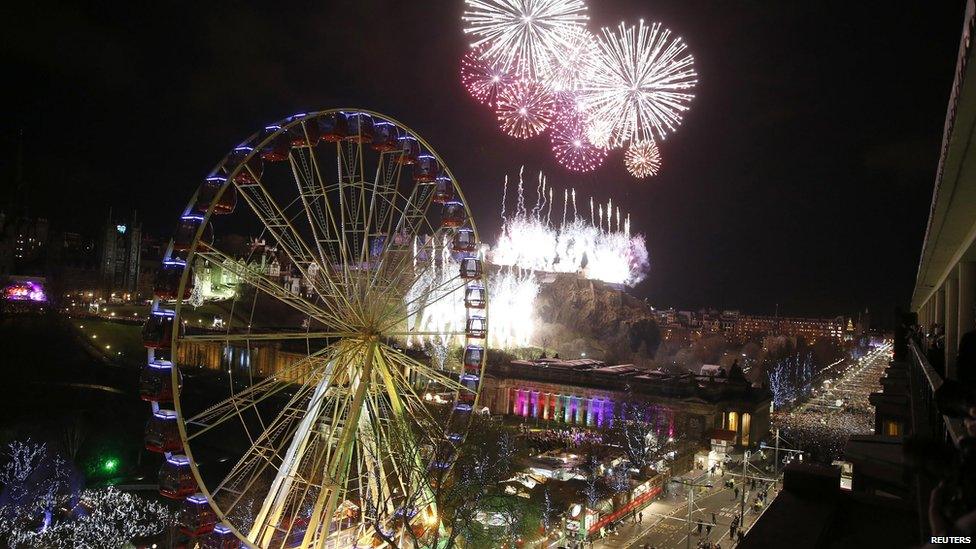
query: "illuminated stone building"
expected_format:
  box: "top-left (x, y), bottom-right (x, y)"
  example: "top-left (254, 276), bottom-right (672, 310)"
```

top-left (479, 358), bottom-right (772, 448)
top-left (731, 315), bottom-right (846, 343)
top-left (98, 210), bottom-right (142, 297)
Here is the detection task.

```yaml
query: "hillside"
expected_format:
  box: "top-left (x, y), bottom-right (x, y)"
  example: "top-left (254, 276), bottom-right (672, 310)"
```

top-left (531, 273), bottom-right (661, 366)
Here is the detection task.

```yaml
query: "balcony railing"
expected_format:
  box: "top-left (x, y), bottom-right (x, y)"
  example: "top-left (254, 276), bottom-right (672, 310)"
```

top-left (906, 339), bottom-right (967, 539)
top-left (908, 340), bottom-right (966, 447)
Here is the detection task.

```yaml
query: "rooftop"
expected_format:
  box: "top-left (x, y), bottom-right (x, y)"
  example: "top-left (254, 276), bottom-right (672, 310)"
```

top-left (492, 358), bottom-right (771, 406)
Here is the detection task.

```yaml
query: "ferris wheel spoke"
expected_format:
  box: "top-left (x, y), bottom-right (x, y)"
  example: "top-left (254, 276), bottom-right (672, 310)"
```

top-left (359, 395), bottom-right (399, 518)
top-left (374, 348), bottom-right (450, 468)
top-left (367, 154), bottom-right (408, 259)
top-left (288, 150), bottom-right (336, 270)
top-left (365, 403), bottom-right (434, 521)
top-left (363, 183), bottom-right (433, 284)
top-left (297, 340), bottom-right (377, 548)
top-left (379, 275), bottom-right (468, 334)
top-left (181, 331), bottom-right (354, 343)
top-left (183, 346), bottom-right (338, 440)
top-left (234, 168), bottom-right (362, 327)
top-left (236, 342), bottom-right (367, 544)
top-left (212, 380), bottom-right (330, 505)
top-left (222, 393), bottom-right (356, 543)
top-left (376, 348), bottom-right (454, 434)
top-left (334, 141), bottom-right (366, 296)
top-left (358, 156), bottom-right (409, 270)
top-left (194, 246), bottom-right (352, 332)
top-left (290, 144), bottom-right (355, 300)
top-left (367, 187), bottom-right (441, 293)
top-left (380, 346), bottom-right (469, 396)
top-left (388, 330), bottom-right (467, 338)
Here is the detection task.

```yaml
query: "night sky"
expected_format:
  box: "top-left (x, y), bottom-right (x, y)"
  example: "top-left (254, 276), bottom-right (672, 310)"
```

top-left (1, 1), bottom-right (966, 321)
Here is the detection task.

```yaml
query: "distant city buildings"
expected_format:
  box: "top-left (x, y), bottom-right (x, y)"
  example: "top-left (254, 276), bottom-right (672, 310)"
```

top-left (99, 210), bottom-right (142, 296)
top-left (652, 307), bottom-right (857, 344)
top-left (0, 210), bottom-right (49, 275)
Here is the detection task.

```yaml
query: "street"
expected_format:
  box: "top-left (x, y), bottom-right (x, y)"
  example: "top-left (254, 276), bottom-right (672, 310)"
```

top-left (589, 468), bottom-right (780, 549)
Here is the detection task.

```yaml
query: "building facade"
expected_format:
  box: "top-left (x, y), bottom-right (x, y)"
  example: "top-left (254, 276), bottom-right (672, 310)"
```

top-left (99, 211), bottom-right (142, 296)
top-left (480, 358), bottom-right (772, 448)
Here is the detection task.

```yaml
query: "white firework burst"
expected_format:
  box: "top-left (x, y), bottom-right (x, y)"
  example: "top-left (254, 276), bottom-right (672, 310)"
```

top-left (624, 139), bottom-right (662, 179)
top-left (579, 20), bottom-right (697, 149)
top-left (544, 27), bottom-right (599, 92)
top-left (462, 0), bottom-right (589, 80)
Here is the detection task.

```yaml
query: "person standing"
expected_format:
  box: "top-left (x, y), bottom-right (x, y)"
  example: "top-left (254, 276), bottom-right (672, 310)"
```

top-left (928, 324), bottom-right (946, 377)
top-left (957, 311), bottom-right (976, 387)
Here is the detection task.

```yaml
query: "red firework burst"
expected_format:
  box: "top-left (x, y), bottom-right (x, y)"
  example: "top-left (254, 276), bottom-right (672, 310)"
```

top-left (550, 107), bottom-right (608, 172)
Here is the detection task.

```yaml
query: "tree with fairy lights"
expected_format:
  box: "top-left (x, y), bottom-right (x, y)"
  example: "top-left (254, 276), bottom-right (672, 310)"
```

top-left (363, 415), bottom-right (516, 549)
top-left (541, 486), bottom-right (554, 532)
top-left (609, 398), bottom-right (680, 473)
top-left (765, 352), bottom-right (816, 408)
top-left (0, 440), bottom-right (72, 536)
top-left (0, 439), bottom-right (171, 548)
top-left (2, 487), bottom-right (172, 548)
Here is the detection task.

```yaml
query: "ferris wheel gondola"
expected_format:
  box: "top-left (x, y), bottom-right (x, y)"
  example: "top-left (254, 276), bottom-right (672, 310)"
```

top-left (139, 109), bottom-right (488, 548)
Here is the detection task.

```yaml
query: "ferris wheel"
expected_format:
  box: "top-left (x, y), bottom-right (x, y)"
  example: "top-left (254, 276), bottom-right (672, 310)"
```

top-left (139, 109), bottom-right (489, 548)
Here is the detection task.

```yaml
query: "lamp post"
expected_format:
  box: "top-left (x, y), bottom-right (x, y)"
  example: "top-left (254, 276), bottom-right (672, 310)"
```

top-left (670, 477), bottom-right (713, 549)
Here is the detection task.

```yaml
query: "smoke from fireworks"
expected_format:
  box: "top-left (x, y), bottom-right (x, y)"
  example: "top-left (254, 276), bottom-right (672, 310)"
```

top-left (405, 169), bottom-right (650, 350)
top-left (578, 20), bottom-right (697, 149)
top-left (405, 237), bottom-right (538, 350)
top-left (462, 0), bottom-right (589, 80)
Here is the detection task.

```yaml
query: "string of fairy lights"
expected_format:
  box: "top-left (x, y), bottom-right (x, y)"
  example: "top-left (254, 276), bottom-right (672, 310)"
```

top-left (460, 0), bottom-right (698, 179)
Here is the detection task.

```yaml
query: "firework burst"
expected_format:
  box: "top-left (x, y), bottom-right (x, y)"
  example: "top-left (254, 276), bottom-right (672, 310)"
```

top-left (462, 0), bottom-right (589, 80)
top-left (496, 79), bottom-right (555, 139)
top-left (544, 27), bottom-right (599, 92)
top-left (624, 139), bottom-right (661, 178)
top-left (579, 20), bottom-right (697, 148)
top-left (460, 44), bottom-right (514, 108)
top-left (551, 107), bottom-right (607, 172)
top-left (492, 169), bottom-right (649, 286)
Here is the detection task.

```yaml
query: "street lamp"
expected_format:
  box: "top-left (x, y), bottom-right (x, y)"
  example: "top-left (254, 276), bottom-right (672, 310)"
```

top-left (671, 477), bottom-right (713, 549)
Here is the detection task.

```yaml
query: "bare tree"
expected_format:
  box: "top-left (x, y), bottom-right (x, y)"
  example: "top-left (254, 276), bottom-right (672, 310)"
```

top-left (581, 454), bottom-right (602, 510)
top-left (364, 415), bottom-right (515, 549)
top-left (60, 419), bottom-right (87, 463)
top-left (610, 396), bottom-right (683, 475)
top-left (0, 439), bottom-right (70, 531)
top-left (541, 486), bottom-right (554, 531)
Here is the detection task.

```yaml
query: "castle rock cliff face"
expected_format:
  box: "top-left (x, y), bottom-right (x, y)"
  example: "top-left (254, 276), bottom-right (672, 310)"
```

top-left (531, 273), bottom-right (660, 365)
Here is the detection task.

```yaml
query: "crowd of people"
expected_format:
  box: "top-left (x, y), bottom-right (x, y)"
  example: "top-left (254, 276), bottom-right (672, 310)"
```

top-left (518, 424), bottom-right (606, 450)
top-left (771, 350), bottom-right (886, 464)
